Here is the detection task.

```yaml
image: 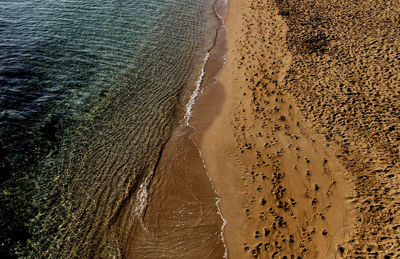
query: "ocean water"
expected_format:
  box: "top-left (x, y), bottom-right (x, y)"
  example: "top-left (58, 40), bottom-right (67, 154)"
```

top-left (0, 0), bottom-right (220, 257)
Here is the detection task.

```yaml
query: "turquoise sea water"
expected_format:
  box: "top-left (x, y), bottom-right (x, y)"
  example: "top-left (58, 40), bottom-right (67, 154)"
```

top-left (0, 0), bottom-right (219, 257)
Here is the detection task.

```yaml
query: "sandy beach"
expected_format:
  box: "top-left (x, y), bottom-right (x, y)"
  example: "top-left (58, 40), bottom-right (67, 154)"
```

top-left (191, 0), bottom-right (400, 258)
top-left (123, 0), bottom-right (400, 257)
top-left (2, 0), bottom-right (400, 257)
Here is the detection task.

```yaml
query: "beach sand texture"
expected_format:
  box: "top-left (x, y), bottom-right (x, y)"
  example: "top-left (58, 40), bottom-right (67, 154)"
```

top-left (193, 0), bottom-right (400, 258)
top-left (276, 0), bottom-right (400, 256)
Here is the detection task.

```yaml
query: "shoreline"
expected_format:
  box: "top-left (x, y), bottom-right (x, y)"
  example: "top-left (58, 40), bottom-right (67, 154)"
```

top-left (184, 52), bottom-right (210, 127)
top-left (122, 0), bottom-right (400, 257)
top-left (122, 0), bottom-right (229, 257)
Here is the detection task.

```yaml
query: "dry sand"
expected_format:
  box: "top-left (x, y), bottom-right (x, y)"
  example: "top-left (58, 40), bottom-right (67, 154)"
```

top-left (193, 0), bottom-right (353, 257)
top-left (192, 0), bottom-right (400, 257)
top-left (275, 0), bottom-right (400, 257)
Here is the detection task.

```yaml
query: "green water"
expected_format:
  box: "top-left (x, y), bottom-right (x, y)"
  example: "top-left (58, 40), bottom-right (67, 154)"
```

top-left (0, 0), bottom-right (220, 257)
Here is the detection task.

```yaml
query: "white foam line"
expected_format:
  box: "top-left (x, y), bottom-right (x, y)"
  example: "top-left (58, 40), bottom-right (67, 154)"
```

top-left (196, 148), bottom-right (228, 258)
top-left (184, 2), bottom-right (229, 255)
top-left (133, 170), bottom-right (154, 231)
top-left (184, 52), bottom-right (210, 127)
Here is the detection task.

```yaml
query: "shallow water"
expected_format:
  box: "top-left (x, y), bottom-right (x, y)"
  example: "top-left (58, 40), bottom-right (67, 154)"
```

top-left (0, 0), bottom-right (220, 257)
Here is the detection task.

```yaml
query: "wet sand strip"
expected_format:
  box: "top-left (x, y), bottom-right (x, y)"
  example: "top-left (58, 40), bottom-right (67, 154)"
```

top-left (122, 3), bottom-right (228, 258)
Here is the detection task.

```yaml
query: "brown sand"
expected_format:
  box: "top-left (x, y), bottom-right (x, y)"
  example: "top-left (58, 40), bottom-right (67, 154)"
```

top-left (275, 0), bottom-right (400, 257)
top-left (123, 126), bottom-right (225, 258)
top-left (125, 0), bottom-right (400, 257)
top-left (192, 0), bottom-right (355, 258)
top-left (192, 0), bottom-right (400, 257)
